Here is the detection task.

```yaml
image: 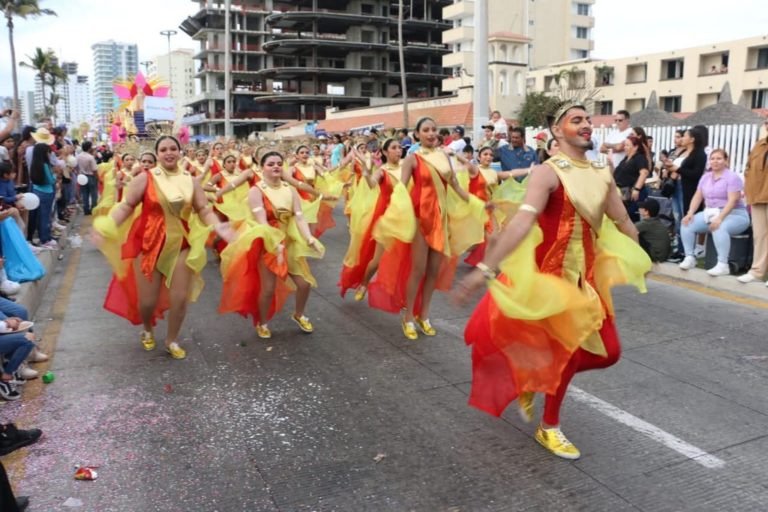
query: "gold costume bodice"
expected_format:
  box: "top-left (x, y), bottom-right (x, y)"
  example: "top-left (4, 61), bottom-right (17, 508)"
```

top-left (478, 165), bottom-right (499, 187)
top-left (152, 165), bottom-right (194, 218)
top-left (259, 181), bottom-right (294, 225)
top-left (418, 147), bottom-right (453, 182)
top-left (382, 162), bottom-right (402, 183)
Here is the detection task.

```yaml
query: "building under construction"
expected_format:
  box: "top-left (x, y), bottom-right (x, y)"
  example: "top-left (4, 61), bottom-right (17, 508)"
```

top-left (180, 0), bottom-right (452, 137)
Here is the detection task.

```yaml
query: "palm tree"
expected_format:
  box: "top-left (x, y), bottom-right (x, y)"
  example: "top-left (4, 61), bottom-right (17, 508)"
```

top-left (398, 0), bottom-right (408, 129)
top-left (45, 62), bottom-right (67, 123)
top-left (20, 46), bottom-right (54, 116)
top-left (2, 0), bottom-right (56, 111)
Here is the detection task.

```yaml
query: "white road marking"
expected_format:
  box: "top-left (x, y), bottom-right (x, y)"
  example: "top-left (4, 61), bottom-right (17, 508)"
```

top-left (569, 387), bottom-right (726, 469)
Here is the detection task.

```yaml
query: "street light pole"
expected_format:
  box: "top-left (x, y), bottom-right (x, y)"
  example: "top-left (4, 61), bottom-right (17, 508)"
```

top-left (160, 30), bottom-right (178, 97)
top-left (140, 60), bottom-right (153, 75)
top-left (472, 0), bottom-right (489, 143)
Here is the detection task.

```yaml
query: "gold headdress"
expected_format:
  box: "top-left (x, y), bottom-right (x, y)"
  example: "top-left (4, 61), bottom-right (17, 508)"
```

top-left (547, 87), bottom-right (601, 128)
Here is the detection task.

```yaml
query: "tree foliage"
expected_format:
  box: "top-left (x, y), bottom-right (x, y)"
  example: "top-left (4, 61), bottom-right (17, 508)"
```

top-left (517, 91), bottom-right (561, 128)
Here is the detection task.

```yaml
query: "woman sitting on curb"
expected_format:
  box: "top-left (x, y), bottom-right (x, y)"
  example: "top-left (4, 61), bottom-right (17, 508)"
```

top-left (679, 149), bottom-right (750, 276)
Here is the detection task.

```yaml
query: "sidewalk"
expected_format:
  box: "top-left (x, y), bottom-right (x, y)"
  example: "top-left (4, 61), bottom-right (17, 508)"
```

top-left (650, 261), bottom-right (768, 304)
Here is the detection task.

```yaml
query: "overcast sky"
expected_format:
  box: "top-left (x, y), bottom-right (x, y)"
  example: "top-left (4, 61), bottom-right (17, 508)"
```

top-left (1, 0), bottom-right (767, 97)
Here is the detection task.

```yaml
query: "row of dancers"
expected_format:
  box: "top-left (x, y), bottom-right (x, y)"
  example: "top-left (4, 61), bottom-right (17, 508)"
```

top-left (92, 106), bottom-right (652, 460)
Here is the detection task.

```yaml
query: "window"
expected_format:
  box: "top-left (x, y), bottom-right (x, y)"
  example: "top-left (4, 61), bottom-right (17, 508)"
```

top-left (599, 101), bottom-right (613, 115)
top-left (662, 58), bottom-right (684, 79)
top-left (751, 89), bottom-right (768, 109)
top-left (758, 48), bottom-right (768, 69)
top-left (570, 49), bottom-right (588, 59)
top-left (576, 27), bottom-right (588, 39)
top-left (500, 44), bottom-right (508, 62)
top-left (360, 82), bottom-right (374, 97)
top-left (499, 71), bottom-right (508, 96)
top-left (361, 3), bottom-right (374, 14)
top-left (361, 30), bottom-right (374, 43)
top-left (361, 56), bottom-right (375, 70)
top-left (662, 95), bottom-right (682, 113)
top-left (576, 3), bottom-right (590, 15)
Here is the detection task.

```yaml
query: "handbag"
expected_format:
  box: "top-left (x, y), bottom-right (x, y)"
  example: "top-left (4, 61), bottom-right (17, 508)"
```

top-left (660, 177), bottom-right (675, 198)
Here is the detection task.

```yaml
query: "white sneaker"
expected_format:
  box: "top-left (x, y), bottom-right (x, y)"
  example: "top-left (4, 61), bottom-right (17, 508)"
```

top-left (29, 349), bottom-right (48, 363)
top-left (52, 221), bottom-right (65, 230)
top-left (17, 365), bottom-right (38, 380)
top-left (27, 243), bottom-right (42, 255)
top-left (737, 273), bottom-right (760, 283)
top-left (706, 262), bottom-right (730, 276)
top-left (0, 279), bottom-right (20, 296)
top-left (694, 244), bottom-right (706, 257)
top-left (679, 256), bottom-right (697, 270)
top-left (41, 240), bottom-right (58, 250)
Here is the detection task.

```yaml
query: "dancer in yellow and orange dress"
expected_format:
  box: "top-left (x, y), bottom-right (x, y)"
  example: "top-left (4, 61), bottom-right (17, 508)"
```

top-left (134, 152), bottom-right (156, 177)
top-left (219, 151), bottom-right (325, 339)
top-left (282, 145), bottom-right (343, 238)
top-left (202, 142), bottom-right (224, 183)
top-left (453, 146), bottom-right (531, 266)
top-left (92, 135), bottom-right (234, 359)
top-left (339, 139), bottom-right (415, 301)
top-left (368, 117), bottom-right (487, 340)
top-left (184, 148), bottom-right (207, 178)
top-left (454, 101), bottom-right (651, 460)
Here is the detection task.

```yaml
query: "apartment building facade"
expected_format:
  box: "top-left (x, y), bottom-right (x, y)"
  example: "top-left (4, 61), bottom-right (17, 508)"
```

top-left (526, 34), bottom-right (768, 116)
top-left (92, 41), bottom-right (139, 131)
top-left (441, 0), bottom-right (595, 119)
top-left (148, 49), bottom-right (196, 126)
top-left (180, 0), bottom-right (452, 137)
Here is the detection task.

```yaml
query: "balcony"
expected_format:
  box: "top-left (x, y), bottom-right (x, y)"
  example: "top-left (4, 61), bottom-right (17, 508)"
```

top-left (572, 14), bottom-right (594, 28)
top-left (442, 1), bottom-right (473, 21)
top-left (443, 51), bottom-right (472, 69)
top-left (442, 26), bottom-right (474, 45)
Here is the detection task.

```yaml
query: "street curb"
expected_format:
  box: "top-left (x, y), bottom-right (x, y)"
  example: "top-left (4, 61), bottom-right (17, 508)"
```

top-left (650, 262), bottom-right (768, 303)
top-left (14, 249), bottom-right (59, 319)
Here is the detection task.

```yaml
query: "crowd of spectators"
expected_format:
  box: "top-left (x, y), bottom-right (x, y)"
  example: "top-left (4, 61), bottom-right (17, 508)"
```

top-left (322, 109), bottom-right (767, 285)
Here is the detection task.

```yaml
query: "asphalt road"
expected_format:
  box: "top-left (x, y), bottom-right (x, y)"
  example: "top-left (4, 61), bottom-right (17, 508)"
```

top-left (6, 218), bottom-right (768, 512)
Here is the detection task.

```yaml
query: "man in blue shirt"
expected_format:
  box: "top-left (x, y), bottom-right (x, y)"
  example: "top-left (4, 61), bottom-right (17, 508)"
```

top-left (496, 126), bottom-right (538, 172)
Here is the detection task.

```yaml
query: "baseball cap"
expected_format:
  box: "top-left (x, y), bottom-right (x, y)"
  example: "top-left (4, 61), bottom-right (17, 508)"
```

top-left (637, 198), bottom-right (660, 217)
top-left (453, 126), bottom-right (465, 136)
top-left (481, 124), bottom-right (494, 130)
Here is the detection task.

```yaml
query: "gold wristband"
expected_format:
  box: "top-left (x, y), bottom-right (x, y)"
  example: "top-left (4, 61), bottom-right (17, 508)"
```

top-left (476, 262), bottom-right (499, 280)
top-left (519, 204), bottom-right (539, 215)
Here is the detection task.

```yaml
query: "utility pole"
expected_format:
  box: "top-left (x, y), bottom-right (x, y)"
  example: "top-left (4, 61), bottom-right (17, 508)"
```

top-left (160, 30), bottom-right (178, 96)
top-left (224, 0), bottom-right (232, 137)
top-left (472, 0), bottom-right (489, 143)
top-left (140, 61), bottom-right (153, 75)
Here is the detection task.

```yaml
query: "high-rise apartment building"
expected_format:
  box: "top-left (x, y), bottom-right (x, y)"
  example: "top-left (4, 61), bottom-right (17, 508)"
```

top-left (148, 49), bottom-right (196, 126)
top-left (528, 0), bottom-right (595, 65)
top-left (441, 0), bottom-right (595, 119)
top-left (34, 61), bottom-right (93, 127)
top-left (92, 41), bottom-right (139, 130)
top-left (18, 91), bottom-right (36, 126)
top-left (180, 0), bottom-right (451, 137)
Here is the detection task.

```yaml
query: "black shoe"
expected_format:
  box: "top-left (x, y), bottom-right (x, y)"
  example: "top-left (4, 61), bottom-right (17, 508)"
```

top-left (16, 496), bottom-right (30, 511)
top-left (0, 381), bottom-right (20, 401)
top-left (666, 253), bottom-right (684, 263)
top-left (0, 423), bottom-right (42, 455)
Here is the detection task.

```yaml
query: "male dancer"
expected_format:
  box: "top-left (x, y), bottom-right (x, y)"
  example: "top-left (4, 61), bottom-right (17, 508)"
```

top-left (455, 100), bottom-right (649, 459)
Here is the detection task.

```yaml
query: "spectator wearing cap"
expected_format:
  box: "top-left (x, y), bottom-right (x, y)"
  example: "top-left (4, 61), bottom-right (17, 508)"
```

top-left (447, 126), bottom-right (467, 154)
top-left (635, 198), bottom-right (671, 262)
top-left (496, 126), bottom-right (538, 173)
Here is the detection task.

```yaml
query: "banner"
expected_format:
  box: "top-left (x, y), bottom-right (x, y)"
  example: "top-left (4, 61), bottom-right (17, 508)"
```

top-left (144, 97), bottom-right (176, 121)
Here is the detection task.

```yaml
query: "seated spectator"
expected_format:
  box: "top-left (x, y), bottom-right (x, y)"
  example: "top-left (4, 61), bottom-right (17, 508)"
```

top-left (679, 149), bottom-right (750, 276)
top-left (0, 318), bottom-right (35, 400)
top-left (635, 199), bottom-right (671, 262)
top-left (0, 162), bottom-right (26, 232)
